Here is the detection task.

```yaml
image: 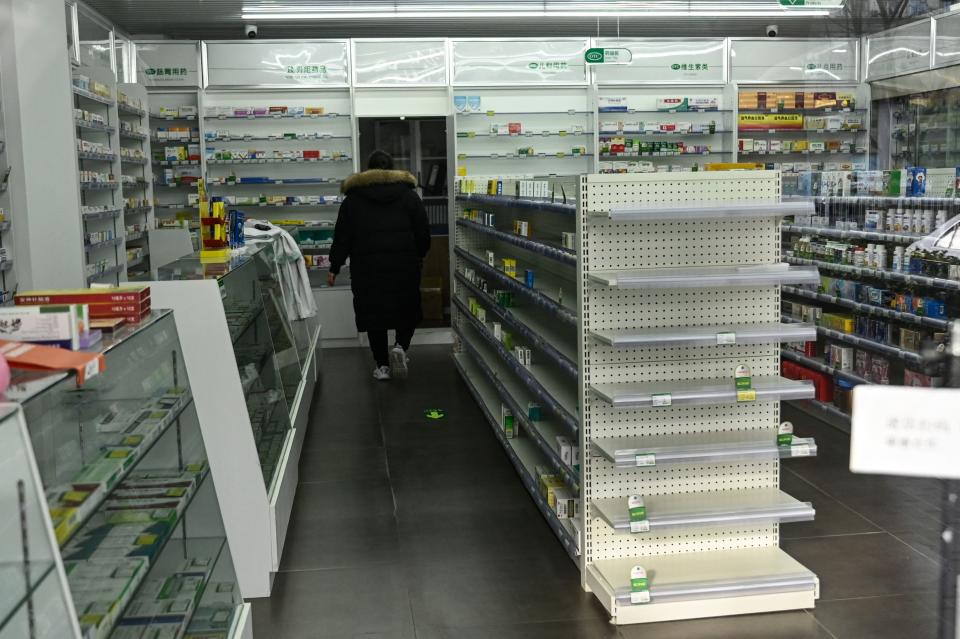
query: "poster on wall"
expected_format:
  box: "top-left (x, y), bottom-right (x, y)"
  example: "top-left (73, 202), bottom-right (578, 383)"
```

top-left (136, 41), bottom-right (201, 88)
top-left (205, 41), bottom-right (349, 87)
top-left (731, 39), bottom-right (858, 83)
top-left (592, 39), bottom-right (726, 84)
top-left (452, 39), bottom-right (589, 85)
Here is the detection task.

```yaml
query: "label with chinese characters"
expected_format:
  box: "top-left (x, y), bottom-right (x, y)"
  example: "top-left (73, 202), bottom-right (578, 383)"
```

top-left (144, 67), bottom-right (189, 80)
top-left (528, 60), bottom-right (570, 74)
top-left (630, 566), bottom-right (651, 604)
top-left (628, 495), bottom-right (649, 533)
top-left (634, 453), bottom-right (656, 467)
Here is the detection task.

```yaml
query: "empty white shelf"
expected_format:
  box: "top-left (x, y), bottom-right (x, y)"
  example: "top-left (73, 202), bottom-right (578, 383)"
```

top-left (604, 201), bottom-right (813, 221)
top-left (591, 323), bottom-right (816, 348)
top-left (590, 264), bottom-right (820, 289)
top-left (590, 376), bottom-right (815, 408)
top-left (589, 548), bottom-right (817, 608)
top-left (592, 489), bottom-right (814, 533)
top-left (592, 430), bottom-right (817, 468)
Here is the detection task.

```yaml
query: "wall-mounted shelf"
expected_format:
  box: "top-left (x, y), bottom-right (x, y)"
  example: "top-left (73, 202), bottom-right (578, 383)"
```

top-left (785, 256), bottom-right (960, 291)
top-left (591, 322), bottom-right (816, 348)
top-left (601, 201), bottom-right (811, 221)
top-left (782, 285), bottom-right (949, 330)
top-left (590, 264), bottom-right (820, 289)
top-left (590, 376), bottom-right (815, 408)
top-left (782, 224), bottom-right (922, 245)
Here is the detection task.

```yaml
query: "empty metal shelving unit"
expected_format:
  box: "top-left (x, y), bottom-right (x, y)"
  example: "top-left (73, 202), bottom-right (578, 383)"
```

top-left (577, 172), bottom-right (820, 624)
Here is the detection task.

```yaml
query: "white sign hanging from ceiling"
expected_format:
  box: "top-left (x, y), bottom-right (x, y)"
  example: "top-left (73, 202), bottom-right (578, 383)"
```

top-left (592, 39), bottom-right (726, 84)
top-left (135, 41), bottom-right (201, 88)
top-left (451, 39), bottom-right (590, 85)
top-left (730, 39), bottom-right (859, 83)
top-left (866, 20), bottom-right (932, 79)
top-left (205, 41), bottom-right (349, 88)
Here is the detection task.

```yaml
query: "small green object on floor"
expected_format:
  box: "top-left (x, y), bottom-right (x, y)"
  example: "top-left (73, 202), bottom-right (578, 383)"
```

top-left (424, 409), bottom-right (446, 420)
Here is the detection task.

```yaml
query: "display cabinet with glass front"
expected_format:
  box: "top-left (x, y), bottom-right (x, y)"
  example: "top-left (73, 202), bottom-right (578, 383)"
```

top-left (10, 311), bottom-right (249, 639)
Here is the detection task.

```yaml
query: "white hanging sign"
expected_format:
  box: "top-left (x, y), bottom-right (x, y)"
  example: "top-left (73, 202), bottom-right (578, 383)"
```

top-left (205, 41), bottom-right (349, 87)
top-left (135, 42), bottom-right (201, 88)
top-left (593, 39), bottom-right (725, 84)
top-left (731, 39), bottom-right (858, 83)
top-left (866, 21), bottom-right (932, 79)
top-left (850, 386), bottom-right (960, 480)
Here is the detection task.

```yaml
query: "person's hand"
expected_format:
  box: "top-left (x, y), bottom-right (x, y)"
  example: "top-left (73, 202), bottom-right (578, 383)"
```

top-left (327, 272), bottom-right (337, 287)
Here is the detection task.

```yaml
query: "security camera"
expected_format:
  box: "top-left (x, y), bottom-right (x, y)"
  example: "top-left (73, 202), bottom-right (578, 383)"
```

top-left (245, 24), bottom-right (259, 39)
top-left (766, 24), bottom-right (779, 38)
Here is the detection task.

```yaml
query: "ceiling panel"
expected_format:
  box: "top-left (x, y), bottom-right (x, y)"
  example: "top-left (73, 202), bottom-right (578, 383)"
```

top-left (82, 0), bottom-right (926, 40)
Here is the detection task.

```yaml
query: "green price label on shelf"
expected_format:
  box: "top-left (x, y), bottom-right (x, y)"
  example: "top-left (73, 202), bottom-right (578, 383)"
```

top-left (779, 0), bottom-right (844, 6)
top-left (585, 47), bottom-right (633, 65)
top-left (424, 409), bottom-right (446, 420)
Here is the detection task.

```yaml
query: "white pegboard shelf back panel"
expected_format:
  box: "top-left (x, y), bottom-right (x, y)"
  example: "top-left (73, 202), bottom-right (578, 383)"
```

top-left (590, 432), bottom-right (817, 468)
top-left (591, 489), bottom-right (814, 534)
top-left (590, 376), bottom-right (815, 408)
top-left (591, 323), bottom-right (816, 348)
top-left (589, 265), bottom-right (820, 289)
top-left (604, 201), bottom-right (813, 222)
top-left (580, 172), bottom-right (784, 209)
top-left (586, 288), bottom-right (781, 331)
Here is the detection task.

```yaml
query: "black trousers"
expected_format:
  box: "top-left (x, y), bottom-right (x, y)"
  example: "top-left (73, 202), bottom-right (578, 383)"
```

top-left (368, 327), bottom-right (415, 367)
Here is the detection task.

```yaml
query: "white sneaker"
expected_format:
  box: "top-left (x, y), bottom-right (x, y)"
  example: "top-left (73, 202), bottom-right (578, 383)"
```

top-left (390, 344), bottom-right (409, 379)
top-left (373, 365), bottom-right (391, 381)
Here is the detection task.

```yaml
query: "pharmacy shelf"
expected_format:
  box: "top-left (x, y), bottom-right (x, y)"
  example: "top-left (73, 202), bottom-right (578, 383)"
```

top-left (600, 152), bottom-right (732, 160)
top-left (592, 488), bottom-right (814, 533)
top-left (737, 128), bottom-right (867, 136)
top-left (118, 102), bottom-right (146, 117)
top-left (207, 134), bottom-right (351, 142)
top-left (459, 131), bottom-right (592, 138)
top-left (82, 207), bottom-right (122, 220)
top-left (455, 298), bottom-right (579, 433)
top-left (785, 256), bottom-right (960, 291)
top-left (738, 107), bottom-right (865, 115)
top-left (455, 193), bottom-right (576, 215)
top-left (80, 181), bottom-right (118, 191)
top-left (86, 264), bottom-right (124, 283)
top-left (599, 109), bottom-right (731, 115)
top-left (119, 130), bottom-right (149, 141)
top-left (207, 157), bottom-right (352, 165)
top-left (599, 131), bottom-right (729, 139)
top-left (210, 178), bottom-right (341, 187)
top-left (592, 322), bottom-right (816, 348)
top-left (780, 349), bottom-right (869, 386)
top-left (126, 256), bottom-right (146, 270)
top-left (782, 286), bottom-right (949, 330)
top-left (458, 153), bottom-right (590, 160)
top-left (456, 218), bottom-right (576, 266)
top-left (72, 86), bottom-right (114, 106)
top-left (454, 349), bottom-right (579, 563)
top-left (457, 330), bottom-right (579, 488)
top-left (591, 430), bottom-right (817, 469)
top-left (460, 109), bottom-right (592, 117)
top-left (154, 136), bottom-right (200, 144)
top-left (205, 112), bottom-right (347, 120)
top-left (154, 204), bottom-right (199, 211)
top-left (233, 201), bottom-right (342, 210)
top-left (601, 201), bottom-right (811, 221)
top-left (456, 271), bottom-right (577, 377)
top-left (84, 236), bottom-right (123, 251)
top-left (124, 206), bottom-right (152, 217)
top-left (155, 181), bottom-right (200, 189)
top-left (75, 119), bottom-right (115, 134)
top-left (740, 149), bottom-right (860, 156)
top-left (120, 156), bottom-right (148, 165)
top-left (590, 264), bottom-right (820, 289)
top-left (155, 160), bottom-right (200, 167)
top-left (151, 113), bottom-right (197, 121)
top-left (590, 376), bottom-right (815, 408)
top-left (77, 151), bottom-right (117, 162)
top-left (784, 316), bottom-right (925, 365)
top-left (805, 195), bottom-right (960, 206)
top-left (455, 247), bottom-right (577, 326)
top-left (782, 224), bottom-right (923, 245)
top-left (586, 548), bottom-right (817, 612)
top-left (790, 398), bottom-right (852, 431)
top-left (126, 232), bottom-right (145, 242)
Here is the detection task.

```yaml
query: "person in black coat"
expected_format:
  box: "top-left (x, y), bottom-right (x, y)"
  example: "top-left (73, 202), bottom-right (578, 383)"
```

top-left (328, 150), bottom-right (431, 381)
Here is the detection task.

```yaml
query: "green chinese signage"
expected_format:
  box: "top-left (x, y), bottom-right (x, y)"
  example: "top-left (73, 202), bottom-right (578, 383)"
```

top-left (527, 60), bottom-right (569, 73)
top-left (285, 64), bottom-right (328, 79)
top-left (145, 67), bottom-right (189, 78)
top-left (779, 0), bottom-right (845, 6)
top-left (585, 48), bottom-right (633, 65)
top-left (806, 62), bottom-right (844, 71)
top-left (670, 62), bottom-right (710, 72)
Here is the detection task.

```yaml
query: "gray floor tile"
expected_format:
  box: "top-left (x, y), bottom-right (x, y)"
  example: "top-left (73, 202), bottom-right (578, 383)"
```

top-left (812, 594), bottom-right (939, 639)
top-left (304, 419), bottom-right (384, 451)
top-left (780, 470), bottom-right (880, 539)
top-left (252, 564), bottom-right (414, 639)
top-left (280, 513), bottom-right (399, 571)
top-left (299, 445), bottom-right (389, 483)
top-left (616, 610), bottom-right (832, 639)
top-left (415, 619), bottom-right (619, 639)
top-left (783, 533), bottom-right (940, 600)
top-left (292, 478), bottom-right (396, 521)
top-left (381, 416), bottom-right (495, 452)
top-left (312, 396), bottom-right (383, 425)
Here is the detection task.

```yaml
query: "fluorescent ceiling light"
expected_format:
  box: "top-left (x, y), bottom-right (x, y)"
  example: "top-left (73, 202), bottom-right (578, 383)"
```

top-left (243, 10), bottom-right (832, 19)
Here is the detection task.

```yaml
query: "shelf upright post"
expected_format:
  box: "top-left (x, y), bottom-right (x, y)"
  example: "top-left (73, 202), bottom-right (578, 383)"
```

top-left (940, 319), bottom-right (960, 639)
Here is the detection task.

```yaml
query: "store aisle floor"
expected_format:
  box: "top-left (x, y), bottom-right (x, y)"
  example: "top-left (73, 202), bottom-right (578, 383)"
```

top-left (253, 346), bottom-right (946, 639)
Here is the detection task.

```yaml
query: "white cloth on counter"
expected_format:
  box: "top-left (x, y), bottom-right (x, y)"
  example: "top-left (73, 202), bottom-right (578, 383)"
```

top-left (244, 219), bottom-right (318, 320)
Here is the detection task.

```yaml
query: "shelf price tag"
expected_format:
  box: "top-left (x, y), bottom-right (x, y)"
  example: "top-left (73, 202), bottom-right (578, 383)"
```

top-left (628, 495), bottom-right (650, 533)
top-left (736, 390), bottom-right (757, 402)
top-left (634, 453), bottom-right (656, 467)
top-left (716, 332), bottom-right (737, 345)
top-left (651, 393), bottom-right (672, 407)
top-left (735, 364), bottom-right (752, 391)
top-left (630, 566), bottom-right (651, 604)
top-left (790, 443), bottom-right (812, 457)
top-left (778, 421), bottom-right (794, 447)
top-left (486, 110), bottom-right (496, 117)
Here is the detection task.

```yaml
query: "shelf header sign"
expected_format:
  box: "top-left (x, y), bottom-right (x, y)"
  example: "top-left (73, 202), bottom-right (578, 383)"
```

top-left (135, 42), bottom-right (201, 88)
top-left (452, 39), bottom-right (590, 85)
top-left (731, 39), bottom-right (858, 83)
top-left (585, 48), bottom-right (633, 65)
top-left (205, 41), bottom-right (349, 87)
top-left (592, 39), bottom-right (726, 84)
top-left (866, 21), bottom-right (932, 79)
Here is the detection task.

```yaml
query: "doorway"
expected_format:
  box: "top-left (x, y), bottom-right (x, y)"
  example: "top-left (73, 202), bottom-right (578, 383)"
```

top-left (358, 116), bottom-right (450, 329)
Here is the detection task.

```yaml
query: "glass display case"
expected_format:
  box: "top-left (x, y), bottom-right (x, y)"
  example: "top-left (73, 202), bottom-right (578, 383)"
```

top-left (873, 87), bottom-right (960, 170)
top-left (0, 404), bottom-right (78, 639)
top-left (9, 311), bottom-right (245, 639)
top-left (152, 247), bottom-right (298, 489)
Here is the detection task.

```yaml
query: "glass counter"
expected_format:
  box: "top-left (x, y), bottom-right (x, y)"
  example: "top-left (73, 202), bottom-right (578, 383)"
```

top-left (0, 404), bottom-right (78, 639)
top-left (152, 248), bottom-right (298, 489)
top-left (9, 312), bottom-right (245, 639)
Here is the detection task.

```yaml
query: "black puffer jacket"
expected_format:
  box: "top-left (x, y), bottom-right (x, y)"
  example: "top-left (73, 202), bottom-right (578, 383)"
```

top-left (329, 169), bottom-right (431, 332)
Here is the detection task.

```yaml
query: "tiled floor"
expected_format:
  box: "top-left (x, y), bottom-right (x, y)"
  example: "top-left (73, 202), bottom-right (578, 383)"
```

top-left (253, 345), bottom-right (948, 639)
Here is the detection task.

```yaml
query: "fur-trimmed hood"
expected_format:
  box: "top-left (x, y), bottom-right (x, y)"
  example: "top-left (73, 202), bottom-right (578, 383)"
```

top-left (342, 169), bottom-right (417, 194)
